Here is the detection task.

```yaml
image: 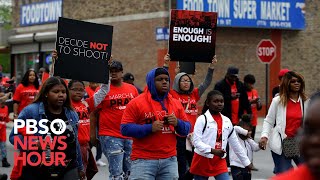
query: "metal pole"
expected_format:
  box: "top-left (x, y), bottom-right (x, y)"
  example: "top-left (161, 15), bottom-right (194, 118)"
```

top-left (265, 64), bottom-right (269, 116)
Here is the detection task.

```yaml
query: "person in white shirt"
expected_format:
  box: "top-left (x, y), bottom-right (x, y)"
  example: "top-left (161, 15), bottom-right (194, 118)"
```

top-left (230, 114), bottom-right (261, 180)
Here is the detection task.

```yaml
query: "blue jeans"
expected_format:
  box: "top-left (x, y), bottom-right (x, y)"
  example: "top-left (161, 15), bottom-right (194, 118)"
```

top-left (194, 172), bottom-right (229, 180)
top-left (129, 156), bottom-right (179, 180)
top-left (231, 166), bottom-right (251, 180)
top-left (271, 151), bottom-right (304, 174)
top-left (100, 136), bottom-right (133, 180)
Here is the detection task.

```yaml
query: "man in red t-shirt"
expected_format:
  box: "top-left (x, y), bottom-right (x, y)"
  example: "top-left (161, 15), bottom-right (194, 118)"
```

top-left (271, 92), bottom-right (320, 180)
top-left (96, 61), bottom-right (139, 180)
top-left (121, 68), bottom-right (191, 179)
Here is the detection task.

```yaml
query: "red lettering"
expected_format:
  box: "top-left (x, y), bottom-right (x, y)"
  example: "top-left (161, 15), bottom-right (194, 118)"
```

top-left (27, 136), bottom-right (39, 150)
top-left (57, 136), bottom-right (67, 150)
top-left (27, 152), bottom-right (41, 166)
top-left (14, 136), bottom-right (27, 150)
top-left (42, 152), bottom-right (55, 166)
top-left (55, 152), bottom-right (66, 166)
top-left (14, 152), bottom-right (26, 166)
top-left (90, 42), bottom-right (108, 51)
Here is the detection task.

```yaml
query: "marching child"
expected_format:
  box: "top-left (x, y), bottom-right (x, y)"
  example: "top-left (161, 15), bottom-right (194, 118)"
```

top-left (190, 90), bottom-right (252, 180)
top-left (230, 114), bottom-right (261, 180)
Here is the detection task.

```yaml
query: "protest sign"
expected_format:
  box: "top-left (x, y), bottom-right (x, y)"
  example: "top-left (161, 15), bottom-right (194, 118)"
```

top-left (179, 61), bottom-right (195, 74)
top-left (55, 17), bottom-right (113, 83)
top-left (169, 10), bottom-right (217, 63)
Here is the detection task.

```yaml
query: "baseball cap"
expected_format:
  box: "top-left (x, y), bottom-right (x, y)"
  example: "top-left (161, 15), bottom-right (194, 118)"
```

top-left (123, 73), bottom-right (134, 81)
top-left (278, 69), bottom-right (290, 79)
top-left (110, 61), bottom-right (123, 71)
top-left (227, 66), bottom-right (239, 77)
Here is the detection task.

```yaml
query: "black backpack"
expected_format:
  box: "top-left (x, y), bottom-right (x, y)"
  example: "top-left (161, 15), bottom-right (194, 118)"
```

top-left (201, 114), bottom-right (234, 138)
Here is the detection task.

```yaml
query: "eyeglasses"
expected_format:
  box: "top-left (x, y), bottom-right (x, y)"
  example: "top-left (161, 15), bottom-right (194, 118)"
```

top-left (69, 88), bottom-right (85, 92)
top-left (180, 80), bottom-right (191, 83)
top-left (290, 80), bottom-right (301, 84)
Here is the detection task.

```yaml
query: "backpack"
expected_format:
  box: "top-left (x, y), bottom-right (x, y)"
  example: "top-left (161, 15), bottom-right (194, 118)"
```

top-left (202, 114), bottom-right (234, 138)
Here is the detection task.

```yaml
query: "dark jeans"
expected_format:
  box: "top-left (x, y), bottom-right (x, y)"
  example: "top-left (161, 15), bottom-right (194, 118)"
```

top-left (95, 139), bottom-right (103, 161)
top-left (176, 136), bottom-right (187, 180)
top-left (271, 151), bottom-right (304, 174)
top-left (231, 166), bottom-right (251, 180)
top-left (251, 126), bottom-right (256, 140)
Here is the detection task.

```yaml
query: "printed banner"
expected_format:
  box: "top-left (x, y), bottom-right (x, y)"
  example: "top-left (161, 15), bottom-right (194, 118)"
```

top-left (169, 9), bottom-right (217, 63)
top-left (55, 17), bottom-right (112, 84)
top-left (177, 0), bottom-right (305, 30)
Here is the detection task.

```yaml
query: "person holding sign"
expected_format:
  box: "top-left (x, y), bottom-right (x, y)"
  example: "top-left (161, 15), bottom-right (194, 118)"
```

top-left (163, 54), bottom-right (217, 179)
top-left (121, 67), bottom-right (191, 179)
top-left (93, 60), bottom-right (139, 179)
top-left (13, 69), bottom-right (40, 119)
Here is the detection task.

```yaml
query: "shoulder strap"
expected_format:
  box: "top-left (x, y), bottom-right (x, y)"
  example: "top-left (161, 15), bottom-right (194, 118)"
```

top-left (228, 127), bottom-right (234, 138)
top-left (202, 114), bottom-right (207, 134)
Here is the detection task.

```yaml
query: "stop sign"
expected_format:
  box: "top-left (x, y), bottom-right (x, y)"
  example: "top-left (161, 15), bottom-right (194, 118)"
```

top-left (256, 39), bottom-right (277, 64)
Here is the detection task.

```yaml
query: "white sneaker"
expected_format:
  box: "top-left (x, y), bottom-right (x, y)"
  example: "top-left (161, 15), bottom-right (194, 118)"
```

top-left (96, 159), bottom-right (107, 167)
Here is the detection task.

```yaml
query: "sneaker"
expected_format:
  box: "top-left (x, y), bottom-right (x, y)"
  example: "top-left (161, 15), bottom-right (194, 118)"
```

top-left (96, 159), bottom-right (107, 167)
top-left (0, 173), bottom-right (7, 180)
top-left (251, 165), bottom-right (259, 171)
top-left (2, 158), bottom-right (10, 168)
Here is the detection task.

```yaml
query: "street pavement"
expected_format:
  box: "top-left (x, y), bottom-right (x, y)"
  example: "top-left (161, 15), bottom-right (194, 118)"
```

top-left (1, 118), bottom-right (275, 180)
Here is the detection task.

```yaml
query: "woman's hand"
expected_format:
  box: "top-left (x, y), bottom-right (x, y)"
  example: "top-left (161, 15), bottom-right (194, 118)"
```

top-left (211, 148), bottom-right (226, 157)
top-left (259, 137), bottom-right (268, 150)
top-left (209, 55), bottom-right (217, 69)
top-left (164, 54), bottom-right (171, 67)
top-left (79, 170), bottom-right (86, 180)
top-left (52, 50), bottom-right (58, 63)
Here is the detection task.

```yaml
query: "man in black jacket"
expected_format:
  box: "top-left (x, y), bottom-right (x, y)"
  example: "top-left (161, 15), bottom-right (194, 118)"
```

top-left (214, 67), bottom-right (252, 125)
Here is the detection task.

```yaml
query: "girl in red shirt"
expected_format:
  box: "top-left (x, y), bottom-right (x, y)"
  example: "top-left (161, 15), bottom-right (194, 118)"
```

top-left (190, 90), bottom-right (252, 180)
top-left (0, 97), bottom-right (10, 167)
top-left (13, 69), bottom-right (40, 118)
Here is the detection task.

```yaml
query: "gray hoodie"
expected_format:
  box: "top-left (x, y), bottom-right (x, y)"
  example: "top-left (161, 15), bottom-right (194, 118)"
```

top-left (172, 68), bottom-right (214, 97)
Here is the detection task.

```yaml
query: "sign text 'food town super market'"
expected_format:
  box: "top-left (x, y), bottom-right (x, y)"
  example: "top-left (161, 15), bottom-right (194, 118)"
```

top-left (177, 0), bottom-right (305, 30)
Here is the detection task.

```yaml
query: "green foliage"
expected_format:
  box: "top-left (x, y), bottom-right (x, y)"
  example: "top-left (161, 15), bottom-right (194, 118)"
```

top-left (0, 53), bottom-right (10, 73)
top-left (0, 0), bottom-right (12, 29)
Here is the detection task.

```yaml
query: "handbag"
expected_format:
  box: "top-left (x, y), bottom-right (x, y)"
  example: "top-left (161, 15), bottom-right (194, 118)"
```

top-left (282, 137), bottom-right (300, 158)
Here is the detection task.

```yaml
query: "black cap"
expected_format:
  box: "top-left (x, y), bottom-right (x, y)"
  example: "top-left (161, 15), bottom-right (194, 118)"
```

top-left (123, 73), bottom-right (134, 81)
top-left (227, 66), bottom-right (239, 77)
top-left (155, 68), bottom-right (169, 77)
top-left (110, 61), bottom-right (123, 71)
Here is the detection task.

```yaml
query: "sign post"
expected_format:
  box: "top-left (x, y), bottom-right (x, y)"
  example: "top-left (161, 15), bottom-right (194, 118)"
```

top-left (256, 39), bottom-right (277, 115)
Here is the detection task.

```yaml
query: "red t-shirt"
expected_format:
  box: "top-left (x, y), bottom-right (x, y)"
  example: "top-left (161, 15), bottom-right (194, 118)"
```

top-left (72, 100), bottom-right (90, 144)
top-left (230, 83), bottom-right (239, 125)
top-left (285, 99), bottom-right (302, 137)
top-left (97, 83), bottom-right (138, 138)
top-left (247, 89), bottom-right (259, 126)
top-left (212, 113), bottom-right (223, 149)
top-left (0, 105), bottom-right (9, 142)
top-left (271, 164), bottom-right (316, 180)
top-left (121, 92), bottom-right (189, 160)
top-left (85, 86), bottom-right (100, 98)
top-left (13, 84), bottom-right (39, 113)
top-left (170, 88), bottom-right (200, 132)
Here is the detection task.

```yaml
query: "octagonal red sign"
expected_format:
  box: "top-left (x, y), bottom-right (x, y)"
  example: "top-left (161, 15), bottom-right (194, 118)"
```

top-left (256, 39), bottom-right (277, 64)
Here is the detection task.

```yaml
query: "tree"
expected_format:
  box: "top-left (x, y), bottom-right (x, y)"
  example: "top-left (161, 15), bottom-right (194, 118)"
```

top-left (0, 0), bottom-right (11, 29)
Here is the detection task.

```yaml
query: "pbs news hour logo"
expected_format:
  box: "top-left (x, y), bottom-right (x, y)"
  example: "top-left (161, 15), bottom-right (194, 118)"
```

top-left (13, 119), bottom-right (68, 166)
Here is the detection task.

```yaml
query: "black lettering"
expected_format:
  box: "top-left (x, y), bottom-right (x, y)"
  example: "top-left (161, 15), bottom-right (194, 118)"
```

top-left (124, 98), bottom-right (130, 105)
top-left (110, 99), bottom-right (117, 106)
top-left (117, 99), bottom-right (123, 106)
top-left (191, 104), bottom-right (197, 110)
top-left (82, 111), bottom-right (89, 119)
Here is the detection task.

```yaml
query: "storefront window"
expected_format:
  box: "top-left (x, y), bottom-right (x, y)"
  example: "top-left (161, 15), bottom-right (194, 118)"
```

top-left (14, 53), bottom-right (40, 83)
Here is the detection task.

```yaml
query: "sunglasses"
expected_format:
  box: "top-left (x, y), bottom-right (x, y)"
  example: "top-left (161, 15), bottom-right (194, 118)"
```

top-left (290, 80), bottom-right (301, 84)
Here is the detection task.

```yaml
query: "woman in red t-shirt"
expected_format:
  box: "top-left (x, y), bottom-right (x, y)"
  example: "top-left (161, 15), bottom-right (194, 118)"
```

top-left (259, 71), bottom-right (308, 174)
top-left (13, 69), bottom-right (40, 119)
top-left (191, 90), bottom-right (252, 180)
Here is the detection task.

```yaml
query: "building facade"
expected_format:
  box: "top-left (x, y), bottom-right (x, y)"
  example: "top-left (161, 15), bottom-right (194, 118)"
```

top-left (10, 0), bottom-right (319, 114)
